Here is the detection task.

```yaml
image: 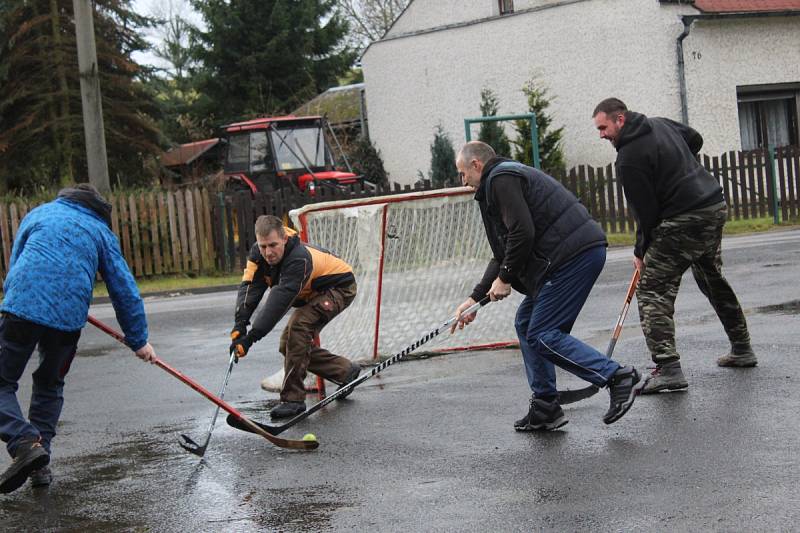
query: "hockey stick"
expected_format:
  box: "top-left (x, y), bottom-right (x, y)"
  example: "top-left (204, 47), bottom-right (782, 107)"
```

top-left (557, 268), bottom-right (641, 404)
top-left (178, 350), bottom-right (237, 457)
top-left (226, 296), bottom-right (490, 436)
top-left (87, 315), bottom-right (318, 451)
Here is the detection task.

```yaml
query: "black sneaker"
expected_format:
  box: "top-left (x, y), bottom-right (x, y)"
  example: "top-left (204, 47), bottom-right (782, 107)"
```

top-left (514, 398), bottom-right (568, 431)
top-left (0, 438), bottom-right (50, 494)
top-left (30, 466), bottom-right (52, 488)
top-left (336, 362), bottom-right (361, 401)
top-left (603, 366), bottom-right (648, 425)
top-left (270, 401), bottom-right (306, 420)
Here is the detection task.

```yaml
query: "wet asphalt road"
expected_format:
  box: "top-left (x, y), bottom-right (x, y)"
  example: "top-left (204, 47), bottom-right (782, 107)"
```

top-left (1, 230), bottom-right (799, 532)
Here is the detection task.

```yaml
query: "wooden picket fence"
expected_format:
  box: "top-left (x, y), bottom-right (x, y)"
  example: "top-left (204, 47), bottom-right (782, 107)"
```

top-left (0, 188), bottom-right (216, 280)
top-left (1, 147), bottom-right (799, 281)
top-left (555, 146), bottom-right (800, 235)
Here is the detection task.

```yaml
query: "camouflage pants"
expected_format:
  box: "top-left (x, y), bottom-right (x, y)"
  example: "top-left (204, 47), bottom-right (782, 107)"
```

top-left (638, 203), bottom-right (750, 363)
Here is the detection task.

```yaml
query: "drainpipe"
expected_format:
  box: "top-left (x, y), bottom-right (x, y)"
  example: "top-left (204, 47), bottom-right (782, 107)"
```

top-left (675, 10), bottom-right (800, 127)
top-left (676, 17), bottom-right (693, 125)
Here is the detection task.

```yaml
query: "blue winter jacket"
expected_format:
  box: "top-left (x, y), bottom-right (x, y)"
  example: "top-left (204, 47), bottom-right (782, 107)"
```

top-left (1, 197), bottom-right (148, 350)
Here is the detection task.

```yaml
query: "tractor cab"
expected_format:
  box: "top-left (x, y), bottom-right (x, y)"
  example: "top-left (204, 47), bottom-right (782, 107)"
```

top-left (222, 115), bottom-right (361, 195)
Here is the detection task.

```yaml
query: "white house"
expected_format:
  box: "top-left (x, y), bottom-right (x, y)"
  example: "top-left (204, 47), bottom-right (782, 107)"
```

top-left (362, 0), bottom-right (800, 184)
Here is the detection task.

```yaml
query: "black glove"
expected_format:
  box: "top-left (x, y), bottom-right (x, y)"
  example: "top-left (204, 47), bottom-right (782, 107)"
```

top-left (230, 334), bottom-right (254, 358)
top-left (230, 324), bottom-right (247, 342)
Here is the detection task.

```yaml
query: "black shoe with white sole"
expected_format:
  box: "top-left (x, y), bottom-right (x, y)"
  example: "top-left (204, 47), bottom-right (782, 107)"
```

top-left (514, 397), bottom-right (568, 431)
top-left (603, 366), bottom-right (648, 425)
top-left (270, 401), bottom-right (306, 420)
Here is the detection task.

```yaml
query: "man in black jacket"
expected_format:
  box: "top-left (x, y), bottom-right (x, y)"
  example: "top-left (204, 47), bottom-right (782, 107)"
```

top-left (592, 98), bottom-right (756, 393)
top-left (452, 141), bottom-right (646, 429)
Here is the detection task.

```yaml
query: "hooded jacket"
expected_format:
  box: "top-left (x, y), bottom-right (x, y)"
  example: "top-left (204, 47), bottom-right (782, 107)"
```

top-left (470, 158), bottom-right (606, 301)
top-left (234, 228), bottom-right (355, 343)
top-left (1, 187), bottom-right (148, 349)
top-left (614, 111), bottom-right (724, 257)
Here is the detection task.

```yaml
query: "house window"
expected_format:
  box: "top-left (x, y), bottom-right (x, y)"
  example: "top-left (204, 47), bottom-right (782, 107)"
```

top-left (737, 88), bottom-right (799, 150)
top-left (499, 0), bottom-right (514, 15)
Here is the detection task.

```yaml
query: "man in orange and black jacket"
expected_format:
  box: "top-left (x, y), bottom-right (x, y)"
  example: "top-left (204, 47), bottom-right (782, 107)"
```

top-left (229, 215), bottom-right (361, 419)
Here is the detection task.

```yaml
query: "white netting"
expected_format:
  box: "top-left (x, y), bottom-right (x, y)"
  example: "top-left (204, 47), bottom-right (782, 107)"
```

top-left (290, 188), bottom-right (522, 361)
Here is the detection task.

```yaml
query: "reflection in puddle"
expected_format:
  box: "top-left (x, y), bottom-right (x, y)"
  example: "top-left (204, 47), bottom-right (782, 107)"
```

top-left (756, 300), bottom-right (800, 315)
top-left (75, 347), bottom-right (113, 358)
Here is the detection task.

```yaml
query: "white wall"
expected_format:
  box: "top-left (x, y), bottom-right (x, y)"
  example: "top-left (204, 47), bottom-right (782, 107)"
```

top-left (388, 0), bottom-right (592, 36)
top-left (683, 17), bottom-right (800, 155)
top-left (388, 1), bottom-right (487, 35)
top-left (364, 0), bottom-right (697, 184)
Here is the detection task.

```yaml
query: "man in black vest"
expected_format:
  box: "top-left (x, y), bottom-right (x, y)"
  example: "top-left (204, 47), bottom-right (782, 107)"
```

top-left (451, 141), bottom-right (647, 430)
top-left (592, 98), bottom-right (756, 393)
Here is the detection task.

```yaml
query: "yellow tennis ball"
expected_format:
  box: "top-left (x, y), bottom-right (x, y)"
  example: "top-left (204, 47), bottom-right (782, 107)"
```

top-left (302, 433), bottom-right (317, 442)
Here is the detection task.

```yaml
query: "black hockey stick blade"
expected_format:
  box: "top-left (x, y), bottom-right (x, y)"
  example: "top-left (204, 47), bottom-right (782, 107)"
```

top-left (227, 297), bottom-right (491, 436)
top-left (558, 385), bottom-right (600, 404)
top-left (555, 269), bottom-right (641, 406)
top-left (178, 352), bottom-right (237, 457)
top-left (226, 413), bottom-right (276, 435)
top-left (179, 434), bottom-right (208, 456)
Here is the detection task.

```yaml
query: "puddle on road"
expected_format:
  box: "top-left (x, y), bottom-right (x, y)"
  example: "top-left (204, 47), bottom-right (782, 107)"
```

top-left (219, 487), bottom-right (351, 532)
top-left (755, 300), bottom-right (800, 315)
top-left (1, 422), bottom-right (354, 531)
top-left (75, 347), bottom-right (114, 358)
top-left (0, 432), bottom-right (180, 531)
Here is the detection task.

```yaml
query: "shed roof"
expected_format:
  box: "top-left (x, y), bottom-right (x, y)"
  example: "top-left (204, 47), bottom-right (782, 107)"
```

top-left (161, 138), bottom-right (220, 168)
top-left (293, 83), bottom-right (364, 126)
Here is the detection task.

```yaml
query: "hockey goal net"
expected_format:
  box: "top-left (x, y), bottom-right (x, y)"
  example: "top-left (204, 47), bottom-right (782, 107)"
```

top-left (289, 187), bottom-right (522, 361)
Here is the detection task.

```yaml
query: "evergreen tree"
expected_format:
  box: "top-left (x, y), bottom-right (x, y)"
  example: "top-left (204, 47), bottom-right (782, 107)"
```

top-left (428, 125), bottom-right (456, 188)
top-left (347, 135), bottom-right (388, 185)
top-left (145, 5), bottom-right (208, 145)
top-left (0, 0), bottom-right (162, 194)
top-left (477, 88), bottom-right (511, 158)
top-left (512, 78), bottom-right (566, 176)
top-left (190, 0), bottom-right (356, 124)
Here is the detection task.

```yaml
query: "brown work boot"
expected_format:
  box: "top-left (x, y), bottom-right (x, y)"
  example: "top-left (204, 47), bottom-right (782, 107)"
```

top-left (641, 361), bottom-right (688, 394)
top-left (336, 361), bottom-right (362, 401)
top-left (717, 344), bottom-right (757, 367)
top-left (0, 437), bottom-right (49, 494)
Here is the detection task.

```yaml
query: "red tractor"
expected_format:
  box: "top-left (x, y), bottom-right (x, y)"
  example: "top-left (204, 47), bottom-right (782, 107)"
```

top-left (222, 115), bottom-right (366, 195)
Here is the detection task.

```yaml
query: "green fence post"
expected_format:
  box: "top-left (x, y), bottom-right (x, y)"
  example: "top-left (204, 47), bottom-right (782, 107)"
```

top-left (529, 112), bottom-right (541, 169)
top-left (462, 113), bottom-right (541, 169)
top-left (768, 147), bottom-right (780, 225)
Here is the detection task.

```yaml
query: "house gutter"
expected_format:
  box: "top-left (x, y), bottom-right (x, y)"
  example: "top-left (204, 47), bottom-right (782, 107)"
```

top-left (363, 0), bottom-right (593, 55)
top-left (677, 10), bottom-right (800, 125)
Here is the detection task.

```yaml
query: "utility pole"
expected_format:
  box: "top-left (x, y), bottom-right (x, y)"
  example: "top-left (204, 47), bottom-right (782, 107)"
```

top-left (73, 0), bottom-right (111, 194)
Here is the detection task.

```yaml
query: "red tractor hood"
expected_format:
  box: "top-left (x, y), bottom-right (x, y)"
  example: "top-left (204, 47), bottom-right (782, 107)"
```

top-left (298, 171), bottom-right (359, 191)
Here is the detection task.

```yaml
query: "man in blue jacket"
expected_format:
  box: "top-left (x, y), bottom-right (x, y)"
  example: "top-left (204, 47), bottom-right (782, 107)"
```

top-left (452, 141), bottom-right (647, 431)
top-left (592, 98), bottom-right (755, 393)
top-left (0, 183), bottom-right (157, 493)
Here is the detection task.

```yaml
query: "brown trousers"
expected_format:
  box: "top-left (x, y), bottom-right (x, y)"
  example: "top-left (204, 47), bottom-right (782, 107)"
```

top-left (278, 282), bottom-right (357, 402)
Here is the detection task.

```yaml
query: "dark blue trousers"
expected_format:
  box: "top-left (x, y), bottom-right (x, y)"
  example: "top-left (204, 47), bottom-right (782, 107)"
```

top-left (514, 245), bottom-right (620, 400)
top-left (0, 314), bottom-right (79, 457)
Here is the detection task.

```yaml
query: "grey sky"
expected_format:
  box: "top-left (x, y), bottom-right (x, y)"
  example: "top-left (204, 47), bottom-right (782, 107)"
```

top-left (130, 0), bottom-right (203, 69)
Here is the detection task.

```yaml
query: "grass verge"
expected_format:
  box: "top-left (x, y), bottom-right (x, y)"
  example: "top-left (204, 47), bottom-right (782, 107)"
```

top-left (606, 216), bottom-right (797, 249)
top-left (93, 273), bottom-right (240, 298)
